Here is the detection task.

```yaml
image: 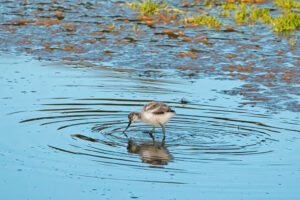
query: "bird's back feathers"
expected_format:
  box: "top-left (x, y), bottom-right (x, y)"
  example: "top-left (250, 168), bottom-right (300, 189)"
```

top-left (143, 102), bottom-right (175, 115)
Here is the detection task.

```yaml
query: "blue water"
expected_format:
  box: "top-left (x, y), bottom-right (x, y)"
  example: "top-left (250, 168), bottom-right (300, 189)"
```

top-left (0, 53), bottom-right (299, 199)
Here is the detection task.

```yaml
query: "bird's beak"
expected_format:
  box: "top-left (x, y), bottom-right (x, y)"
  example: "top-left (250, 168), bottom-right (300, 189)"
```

top-left (123, 121), bottom-right (132, 134)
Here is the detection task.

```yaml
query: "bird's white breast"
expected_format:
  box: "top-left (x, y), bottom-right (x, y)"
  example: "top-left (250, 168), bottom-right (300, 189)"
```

top-left (141, 111), bottom-right (174, 126)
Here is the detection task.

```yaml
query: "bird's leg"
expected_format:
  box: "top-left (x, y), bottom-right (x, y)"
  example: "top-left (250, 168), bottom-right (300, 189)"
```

top-left (149, 126), bottom-right (155, 135)
top-left (162, 134), bottom-right (166, 146)
top-left (149, 126), bottom-right (156, 144)
top-left (160, 123), bottom-right (166, 139)
top-left (149, 133), bottom-right (156, 145)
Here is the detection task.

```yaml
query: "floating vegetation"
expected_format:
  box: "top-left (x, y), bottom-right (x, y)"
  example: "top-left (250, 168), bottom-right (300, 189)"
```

top-left (274, 0), bottom-right (300, 10)
top-left (220, 3), bottom-right (271, 24)
top-left (222, 3), bottom-right (238, 11)
top-left (234, 4), bottom-right (280, 27)
top-left (235, 3), bottom-right (251, 23)
top-left (272, 12), bottom-right (300, 32)
top-left (126, 0), bottom-right (167, 16)
top-left (183, 14), bottom-right (222, 27)
top-left (125, 0), bottom-right (300, 32)
top-left (219, 3), bottom-right (238, 17)
top-left (234, 4), bottom-right (271, 24)
top-left (250, 7), bottom-right (271, 24)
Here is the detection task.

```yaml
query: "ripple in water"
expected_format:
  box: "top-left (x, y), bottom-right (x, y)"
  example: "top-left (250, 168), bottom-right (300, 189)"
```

top-left (19, 97), bottom-right (297, 172)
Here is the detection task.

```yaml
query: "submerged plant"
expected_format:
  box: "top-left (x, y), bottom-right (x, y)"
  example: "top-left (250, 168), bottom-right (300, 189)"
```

top-left (126, 0), bottom-right (167, 16)
top-left (271, 12), bottom-right (300, 32)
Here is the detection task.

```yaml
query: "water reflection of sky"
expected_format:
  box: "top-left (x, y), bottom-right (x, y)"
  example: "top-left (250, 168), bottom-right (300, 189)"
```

top-left (0, 54), bottom-right (299, 199)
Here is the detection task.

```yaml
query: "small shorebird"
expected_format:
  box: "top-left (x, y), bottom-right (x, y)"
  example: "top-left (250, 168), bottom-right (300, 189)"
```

top-left (123, 102), bottom-right (175, 139)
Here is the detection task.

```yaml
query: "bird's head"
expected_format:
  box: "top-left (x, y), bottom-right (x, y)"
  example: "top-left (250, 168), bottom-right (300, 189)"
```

top-left (123, 112), bottom-right (141, 134)
top-left (128, 112), bottom-right (140, 123)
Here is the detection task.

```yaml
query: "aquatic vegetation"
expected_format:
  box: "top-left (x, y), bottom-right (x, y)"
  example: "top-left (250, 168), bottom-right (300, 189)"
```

top-left (126, 0), bottom-right (167, 16)
top-left (271, 12), bottom-right (300, 32)
top-left (235, 3), bottom-right (251, 23)
top-left (219, 2), bottom-right (238, 17)
top-left (234, 4), bottom-right (272, 24)
top-left (250, 7), bottom-right (271, 24)
top-left (274, 0), bottom-right (300, 10)
top-left (183, 14), bottom-right (221, 27)
top-left (126, 0), bottom-right (299, 32)
top-left (231, 3), bottom-right (300, 32)
top-left (222, 3), bottom-right (238, 11)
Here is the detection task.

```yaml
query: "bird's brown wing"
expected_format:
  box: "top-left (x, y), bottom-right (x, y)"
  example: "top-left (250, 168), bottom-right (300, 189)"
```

top-left (143, 102), bottom-right (174, 114)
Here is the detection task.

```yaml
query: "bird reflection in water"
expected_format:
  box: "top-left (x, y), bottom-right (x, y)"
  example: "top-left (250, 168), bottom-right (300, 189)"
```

top-left (127, 137), bottom-right (172, 165)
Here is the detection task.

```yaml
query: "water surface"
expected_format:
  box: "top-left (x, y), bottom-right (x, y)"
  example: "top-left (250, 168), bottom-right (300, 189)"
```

top-left (0, 54), bottom-right (300, 199)
top-left (0, 0), bottom-right (300, 199)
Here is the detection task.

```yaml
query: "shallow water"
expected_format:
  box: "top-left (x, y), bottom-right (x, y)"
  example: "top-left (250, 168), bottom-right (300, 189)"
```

top-left (1, 54), bottom-right (300, 199)
top-left (1, 0), bottom-right (300, 199)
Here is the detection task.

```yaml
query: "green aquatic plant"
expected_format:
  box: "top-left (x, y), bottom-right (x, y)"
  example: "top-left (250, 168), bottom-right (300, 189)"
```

top-left (127, 0), bottom-right (299, 33)
top-left (183, 14), bottom-right (221, 27)
top-left (126, 0), bottom-right (167, 16)
top-left (250, 7), bottom-right (271, 24)
top-left (274, 0), bottom-right (300, 10)
top-left (271, 12), bottom-right (300, 32)
top-left (234, 4), bottom-right (271, 25)
top-left (222, 3), bottom-right (238, 11)
top-left (219, 2), bottom-right (238, 17)
top-left (235, 3), bottom-right (251, 23)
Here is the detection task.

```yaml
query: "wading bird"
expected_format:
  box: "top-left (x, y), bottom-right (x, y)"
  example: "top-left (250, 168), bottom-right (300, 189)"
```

top-left (123, 102), bottom-right (175, 139)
